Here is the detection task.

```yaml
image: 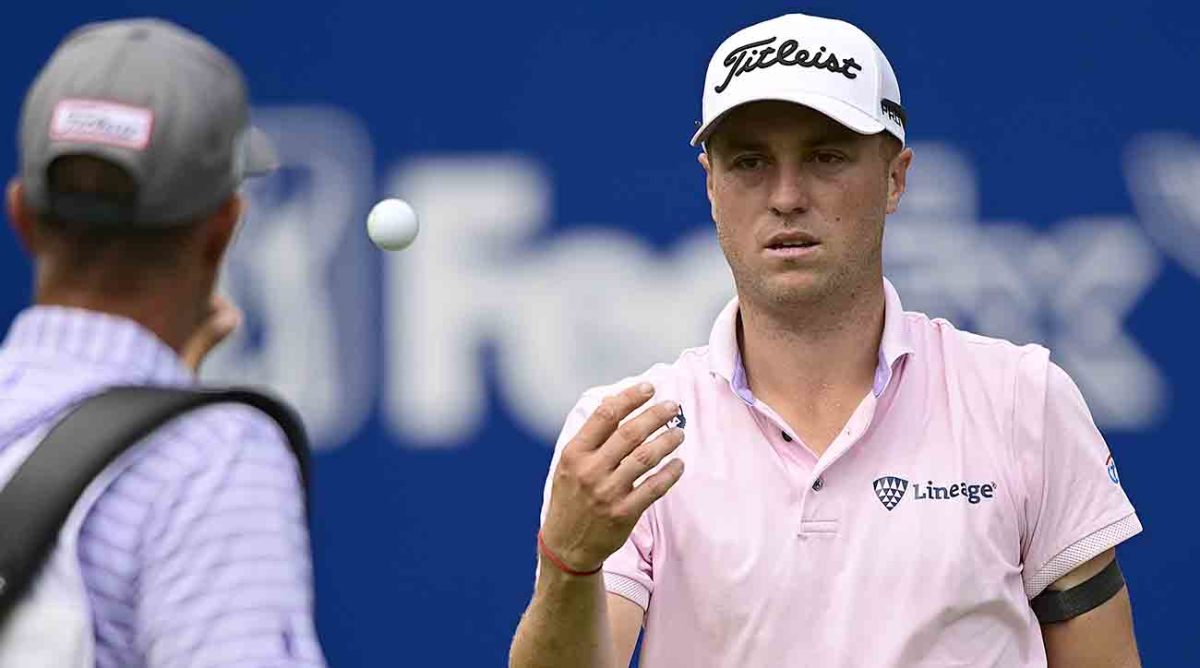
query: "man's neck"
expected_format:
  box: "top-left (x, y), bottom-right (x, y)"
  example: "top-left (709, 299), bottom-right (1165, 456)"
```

top-left (33, 290), bottom-right (196, 356)
top-left (738, 279), bottom-right (886, 455)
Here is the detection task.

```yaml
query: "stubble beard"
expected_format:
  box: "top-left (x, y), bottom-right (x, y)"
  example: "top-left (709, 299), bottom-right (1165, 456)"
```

top-left (719, 228), bottom-right (883, 329)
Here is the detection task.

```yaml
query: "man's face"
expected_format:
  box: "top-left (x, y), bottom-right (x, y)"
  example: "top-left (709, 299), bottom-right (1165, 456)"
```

top-left (700, 101), bottom-right (910, 309)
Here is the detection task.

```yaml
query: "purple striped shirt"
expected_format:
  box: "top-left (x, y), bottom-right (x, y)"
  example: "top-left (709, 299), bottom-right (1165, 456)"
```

top-left (0, 307), bottom-right (326, 667)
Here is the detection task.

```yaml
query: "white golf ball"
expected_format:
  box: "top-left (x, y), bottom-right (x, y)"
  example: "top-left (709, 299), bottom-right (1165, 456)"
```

top-left (367, 198), bottom-right (419, 251)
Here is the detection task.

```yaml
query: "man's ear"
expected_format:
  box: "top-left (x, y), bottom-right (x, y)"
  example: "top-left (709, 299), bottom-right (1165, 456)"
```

top-left (7, 179), bottom-right (38, 254)
top-left (699, 151), bottom-right (715, 205)
top-left (203, 193), bottom-right (242, 266)
top-left (886, 147), bottom-right (913, 215)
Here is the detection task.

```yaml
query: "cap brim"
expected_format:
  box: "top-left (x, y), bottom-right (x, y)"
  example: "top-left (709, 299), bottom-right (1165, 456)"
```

top-left (243, 125), bottom-right (279, 176)
top-left (690, 90), bottom-right (886, 147)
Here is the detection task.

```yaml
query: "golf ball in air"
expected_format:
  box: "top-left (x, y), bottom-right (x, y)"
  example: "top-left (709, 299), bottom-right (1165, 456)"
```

top-left (367, 198), bottom-right (419, 251)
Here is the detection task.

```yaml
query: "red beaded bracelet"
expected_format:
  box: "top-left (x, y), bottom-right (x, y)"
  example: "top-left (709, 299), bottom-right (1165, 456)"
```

top-left (537, 531), bottom-right (603, 577)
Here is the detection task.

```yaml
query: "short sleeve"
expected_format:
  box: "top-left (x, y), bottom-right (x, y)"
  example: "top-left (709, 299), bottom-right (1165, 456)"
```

top-left (539, 391), bottom-right (655, 611)
top-left (1014, 352), bottom-right (1142, 598)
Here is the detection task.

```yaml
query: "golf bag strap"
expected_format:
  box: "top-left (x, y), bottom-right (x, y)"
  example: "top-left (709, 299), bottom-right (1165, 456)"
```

top-left (0, 385), bottom-right (310, 629)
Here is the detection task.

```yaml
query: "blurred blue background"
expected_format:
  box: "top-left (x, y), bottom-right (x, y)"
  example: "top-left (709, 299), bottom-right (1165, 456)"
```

top-left (4, 1), bottom-right (1198, 664)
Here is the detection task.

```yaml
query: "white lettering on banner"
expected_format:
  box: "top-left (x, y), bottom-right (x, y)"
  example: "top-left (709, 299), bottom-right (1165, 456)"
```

top-left (382, 158), bottom-right (729, 446)
top-left (381, 158), bottom-right (549, 445)
top-left (1125, 133), bottom-right (1200, 279)
top-left (209, 106), bottom-right (1185, 450)
top-left (203, 107), bottom-right (377, 448)
top-left (885, 144), bottom-right (1164, 429)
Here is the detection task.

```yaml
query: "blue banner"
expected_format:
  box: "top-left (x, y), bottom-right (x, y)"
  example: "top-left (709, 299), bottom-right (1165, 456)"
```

top-left (3, 1), bottom-right (1197, 664)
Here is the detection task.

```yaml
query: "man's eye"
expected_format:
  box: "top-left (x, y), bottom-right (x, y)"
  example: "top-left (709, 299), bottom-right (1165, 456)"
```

top-left (810, 151), bottom-right (846, 164)
top-left (733, 156), bottom-right (766, 171)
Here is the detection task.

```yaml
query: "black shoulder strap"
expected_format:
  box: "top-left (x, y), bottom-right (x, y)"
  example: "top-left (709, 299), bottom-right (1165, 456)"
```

top-left (0, 385), bottom-right (310, 629)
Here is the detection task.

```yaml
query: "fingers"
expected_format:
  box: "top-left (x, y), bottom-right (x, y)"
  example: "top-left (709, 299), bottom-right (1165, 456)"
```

top-left (566, 383), bottom-right (657, 453)
top-left (595, 397), bottom-right (680, 466)
top-left (610, 426), bottom-right (685, 489)
top-left (543, 385), bottom-right (687, 572)
top-left (621, 458), bottom-right (685, 516)
top-left (181, 296), bottom-right (242, 372)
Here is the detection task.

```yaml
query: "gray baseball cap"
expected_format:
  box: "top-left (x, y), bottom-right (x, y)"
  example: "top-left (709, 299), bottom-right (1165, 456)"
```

top-left (18, 18), bottom-right (277, 227)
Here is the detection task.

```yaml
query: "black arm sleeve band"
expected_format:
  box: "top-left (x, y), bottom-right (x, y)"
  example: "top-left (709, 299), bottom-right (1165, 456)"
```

top-left (1031, 557), bottom-right (1125, 624)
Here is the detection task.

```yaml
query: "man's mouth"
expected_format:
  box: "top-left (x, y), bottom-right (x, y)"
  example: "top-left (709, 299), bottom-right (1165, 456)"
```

top-left (766, 240), bottom-right (820, 249)
top-left (764, 232), bottom-right (821, 255)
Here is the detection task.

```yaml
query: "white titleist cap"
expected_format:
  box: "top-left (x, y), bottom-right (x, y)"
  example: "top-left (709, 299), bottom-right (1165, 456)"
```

top-left (691, 13), bottom-right (905, 147)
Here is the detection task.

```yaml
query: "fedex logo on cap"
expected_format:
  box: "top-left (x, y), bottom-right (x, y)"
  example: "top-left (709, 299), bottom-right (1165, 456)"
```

top-left (50, 99), bottom-right (154, 150)
top-left (716, 36), bottom-right (863, 94)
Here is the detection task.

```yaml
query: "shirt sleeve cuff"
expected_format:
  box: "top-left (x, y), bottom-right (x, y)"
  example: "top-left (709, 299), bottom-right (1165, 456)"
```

top-left (1024, 512), bottom-right (1143, 599)
top-left (604, 571), bottom-right (651, 611)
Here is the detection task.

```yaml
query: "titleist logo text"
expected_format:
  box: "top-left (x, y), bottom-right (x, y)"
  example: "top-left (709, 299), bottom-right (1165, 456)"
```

top-left (716, 36), bottom-right (863, 94)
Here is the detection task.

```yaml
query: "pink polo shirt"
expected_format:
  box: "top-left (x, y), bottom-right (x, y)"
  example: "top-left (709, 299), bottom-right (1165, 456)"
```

top-left (541, 279), bottom-right (1140, 667)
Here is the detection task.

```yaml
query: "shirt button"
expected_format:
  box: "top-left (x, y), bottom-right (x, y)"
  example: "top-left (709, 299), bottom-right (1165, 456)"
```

top-left (781, 431), bottom-right (793, 442)
top-left (811, 476), bottom-right (825, 492)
